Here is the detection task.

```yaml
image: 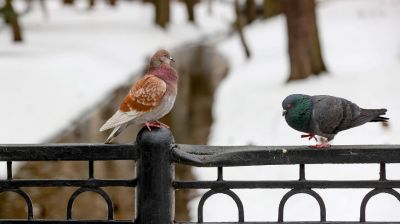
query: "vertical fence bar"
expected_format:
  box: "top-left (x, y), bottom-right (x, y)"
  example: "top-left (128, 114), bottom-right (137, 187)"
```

top-left (379, 163), bottom-right (386, 181)
top-left (217, 166), bottom-right (223, 181)
top-left (299, 164), bottom-right (305, 180)
top-left (88, 160), bottom-right (94, 179)
top-left (6, 161), bottom-right (12, 180)
top-left (135, 127), bottom-right (175, 224)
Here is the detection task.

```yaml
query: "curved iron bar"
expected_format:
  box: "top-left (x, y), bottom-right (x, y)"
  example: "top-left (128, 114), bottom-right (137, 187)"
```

top-left (198, 189), bottom-right (244, 222)
top-left (360, 188), bottom-right (400, 222)
top-left (66, 187), bottom-right (113, 220)
top-left (0, 188), bottom-right (33, 220)
top-left (278, 188), bottom-right (326, 222)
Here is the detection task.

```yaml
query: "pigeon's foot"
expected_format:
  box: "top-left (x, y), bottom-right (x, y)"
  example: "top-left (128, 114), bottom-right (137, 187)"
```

top-left (309, 143), bottom-right (331, 149)
top-left (144, 121), bottom-right (162, 131)
top-left (144, 121), bottom-right (170, 131)
top-left (156, 120), bottom-right (170, 129)
top-left (301, 133), bottom-right (318, 141)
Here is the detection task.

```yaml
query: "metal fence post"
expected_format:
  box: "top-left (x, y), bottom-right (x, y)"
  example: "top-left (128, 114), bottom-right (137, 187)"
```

top-left (135, 127), bottom-right (175, 224)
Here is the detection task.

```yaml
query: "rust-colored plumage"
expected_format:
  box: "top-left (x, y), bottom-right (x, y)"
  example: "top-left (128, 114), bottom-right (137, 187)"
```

top-left (119, 75), bottom-right (166, 113)
top-left (100, 49), bottom-right (178, 143)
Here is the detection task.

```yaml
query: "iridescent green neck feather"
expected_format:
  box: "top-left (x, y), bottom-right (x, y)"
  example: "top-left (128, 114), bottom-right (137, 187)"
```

top-left (285, 95), bottom-right (313, 133)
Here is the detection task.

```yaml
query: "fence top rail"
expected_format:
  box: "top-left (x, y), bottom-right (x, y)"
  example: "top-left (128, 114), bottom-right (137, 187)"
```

top-left (172, 144), bottom-right (400, 167)
top-left (0, 144), bottom-right (138, 161)
top-left (1, 142), bottom-right (400, 165)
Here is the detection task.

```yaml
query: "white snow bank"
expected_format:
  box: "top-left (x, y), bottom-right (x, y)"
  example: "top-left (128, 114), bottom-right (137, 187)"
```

top-left (191, 0), bottom-right (400, 222)
top-left (0, 0), bottom-right (233, 144)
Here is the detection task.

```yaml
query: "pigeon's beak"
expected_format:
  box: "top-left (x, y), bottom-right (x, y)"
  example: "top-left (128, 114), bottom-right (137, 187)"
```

top-left (169, 56), bottom-right (175, 62)
top-left (282, 110), bottom-right (287, 116)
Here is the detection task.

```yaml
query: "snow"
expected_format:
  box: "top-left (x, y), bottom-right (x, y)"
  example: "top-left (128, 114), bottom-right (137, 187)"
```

top-left (0, 0), bottom-right (233, 144)
top-left (189, 0), bottom-right (400, 222)
top-left (0, 1), bottom-right (233, 179)
top-left (1, 0), bottom-right (400, 222)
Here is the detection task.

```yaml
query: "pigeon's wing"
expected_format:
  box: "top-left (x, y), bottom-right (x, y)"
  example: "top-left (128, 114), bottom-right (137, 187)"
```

top-left (349, 108), bottom-right (387, 128)
top-left (120, 75), bottom-right (167, 112)
top-left (311, 95), bottom-right (346, 135)
top-left (99, 75), bottom-right (167, 131)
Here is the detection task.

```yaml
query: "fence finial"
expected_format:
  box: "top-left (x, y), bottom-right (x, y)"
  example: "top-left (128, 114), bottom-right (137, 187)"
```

top-left (136, 126), bottom-right (175, 224)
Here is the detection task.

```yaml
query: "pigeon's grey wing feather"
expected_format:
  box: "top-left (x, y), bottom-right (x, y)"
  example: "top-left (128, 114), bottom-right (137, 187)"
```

top-left (311, 95), bottom-right (345, 135)
top-left (349, 108), bottom-right (387, 128)
top-left (333, 98), bottom-right (362, 132)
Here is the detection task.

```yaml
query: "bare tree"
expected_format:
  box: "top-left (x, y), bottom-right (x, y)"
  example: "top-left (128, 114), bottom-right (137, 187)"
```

top-left (153, 0), bottom-right (170, 28)
top-left (263, 0), bottom-right (281, 18)
top-left (282, 0), bottom-right (326, 81)
top-left (2, 0), bottom-right (23, 42)
top-left (182, 0), bottom-right (198, 23)
top-left (245, 0), bottom-right (257, 23)
top-left (63, 0), bottom-right (74, 5)
top-left (234, 0), bottom-right (251, 59)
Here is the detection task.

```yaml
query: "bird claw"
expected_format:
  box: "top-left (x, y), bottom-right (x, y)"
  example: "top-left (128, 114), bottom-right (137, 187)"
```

top-left (144, 121), bottom-right (169, 131)
top-left (157, 121), bottom-right (170, 129)
top-left (301, 133), bottom-right (318, 142)
top-left (309, 143), bottom-right (331, 149)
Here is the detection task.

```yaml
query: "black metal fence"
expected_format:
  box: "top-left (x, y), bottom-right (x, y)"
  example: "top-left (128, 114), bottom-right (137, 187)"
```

top-left (1, 127), bottom-right (400, 223)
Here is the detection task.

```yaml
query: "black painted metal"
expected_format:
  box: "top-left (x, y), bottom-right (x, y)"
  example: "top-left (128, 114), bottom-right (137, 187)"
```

top-left (278, 188), bottom-right (326, 222)
top-left (172, 144), bottom-right (400, 166)
top-left (198, 188), bottom-right (244, 223)
top-left (360, 188), bottom-right (400, 222)
top-left (89, 160), bottom-right (94, 179)
top-left (7, 161), bottom-right (12, 180)
top-left (135, 127), bottom-right (175, 224)
top-left (0, 144), bottom-right (138, 161)
top-left (0, 179), bottom-right (137, 188)
top-left (173, 179), bottom-right (400, 189)
top-left (67, 187), bottom-right (114, 220)
top-left (0, 135), bottom-right (139, 223)
top-left (0, 188), bottom-right (33, 220)
top-left (1, 130), bottom-right (400, 223)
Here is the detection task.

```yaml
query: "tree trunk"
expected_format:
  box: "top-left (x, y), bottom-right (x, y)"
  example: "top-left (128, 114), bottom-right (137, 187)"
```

top-left (234, 0), bottom-right (251, 59)
top-left (4, 0), bottom-right (23, 42)
top-left (63, 0), bottom-right (75, 5)
top-left (108, 0), bottom-right (117, 6)
top-left (154, 0), bottom-right (170, 28)
top-left (88, 0), bottom-right (95, 8)
top-left (245, 0), bottom-right (257, 23)
top-left (282, 0), bottom-right (326, 81)
top-left (263, 0), bottom-right (282, 18)
top-left (183, 0), bottom-right (196, 23)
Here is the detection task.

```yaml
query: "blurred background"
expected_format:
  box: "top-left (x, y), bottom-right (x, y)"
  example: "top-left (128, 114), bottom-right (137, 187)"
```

top-left (0, 0), bottom-right (400, 221)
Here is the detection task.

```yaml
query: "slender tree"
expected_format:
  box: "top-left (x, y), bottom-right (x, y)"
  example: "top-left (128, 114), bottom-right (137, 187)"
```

top-left (234, 0), bottom-right (251, 59)
top-left (245, 0), bottom-right (257, 23)
top-left (63, 0), bottom-right (75, 5)
top-left (153, 0), bottom-right (170, 28)
top-left (182, 0), bottom-right (198, 23)
top-left (282, 0), bottom-right (326, 81)
top-left (2, 0), bottom-right (23, 42)
top-left (264, 0), bottom-right (281, 18)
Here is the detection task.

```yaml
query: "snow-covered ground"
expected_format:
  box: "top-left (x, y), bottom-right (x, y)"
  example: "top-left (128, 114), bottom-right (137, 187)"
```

top-left (189, 0), bottom-right (400, 222)
top-left (2, 0), bottom-right (400, 222)
top-left (0, 0), bottom-right (233, 144)
top-left (0, 0), bottom-right (233, 186)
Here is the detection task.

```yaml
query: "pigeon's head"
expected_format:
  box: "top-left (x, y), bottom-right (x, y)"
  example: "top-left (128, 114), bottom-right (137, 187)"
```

top-left (282, 94), bottom-right (311, 117)
top-left (149, 49), bottom-right (175, 69)
top-left (282, 94), bottom-right (313, 133)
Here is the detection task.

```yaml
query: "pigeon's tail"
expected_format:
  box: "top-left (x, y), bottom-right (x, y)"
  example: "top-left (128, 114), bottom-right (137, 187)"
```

top-left (367, 109), bottom-right (389, 122)
top-left (104, 123), bottom-right (129, 144)
top-left (351, 108), bottom-right (388, 127)
top-left (370, 115), bottom-right (389, 122)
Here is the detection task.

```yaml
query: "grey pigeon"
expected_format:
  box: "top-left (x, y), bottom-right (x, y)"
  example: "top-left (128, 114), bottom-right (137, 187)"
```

top-left (282, 94), bottom-right (388, 148)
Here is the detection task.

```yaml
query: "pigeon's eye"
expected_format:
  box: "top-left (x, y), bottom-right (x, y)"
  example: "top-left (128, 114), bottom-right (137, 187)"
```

top-left (287, 104), bottom-right (292, 108)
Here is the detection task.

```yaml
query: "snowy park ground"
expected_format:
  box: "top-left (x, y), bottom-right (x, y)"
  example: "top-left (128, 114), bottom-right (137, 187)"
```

top-left (190, 0), bottom-right (400, 222)
top-left (1, 0), bottom-right (400, 222)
